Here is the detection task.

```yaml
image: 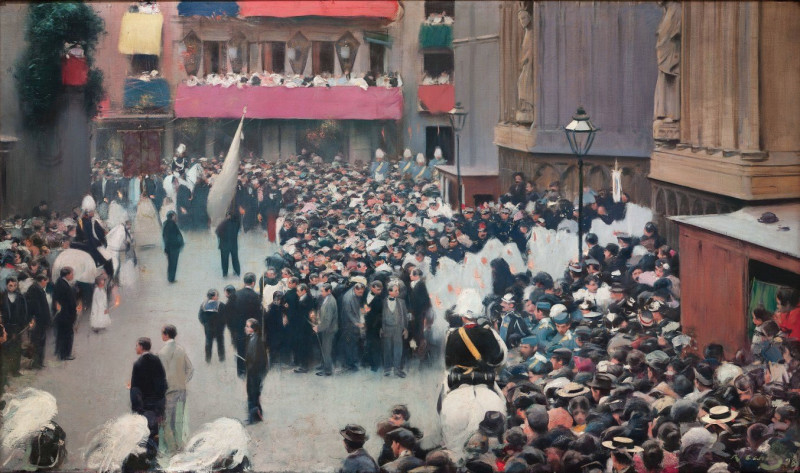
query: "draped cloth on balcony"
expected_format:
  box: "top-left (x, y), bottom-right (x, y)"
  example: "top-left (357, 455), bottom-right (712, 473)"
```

top-left (174, 85), bottom-right (403, 120)
top-left (418, 84), bottom-right (455, 114)
top-left (237, 1), bottom-right (398, 19)
top-left (118, 12), bottom-right (163, 56)
top-left (177, 2), bottom-right (239, 17)
top-left (419, 24), bottom-right (453, 49)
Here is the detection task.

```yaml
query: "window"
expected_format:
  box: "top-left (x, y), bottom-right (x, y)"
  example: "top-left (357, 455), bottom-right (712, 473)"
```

top-left (130, 54), bottom-right (159, 75)
top-left (425, 0), bottom-right (455, 18)
top-left (423, 51), bottom-right (453, 78)
top-left (312, 41), bottom-right (336, 75)
top-left (426, 126), bottom-right (454, 165)
top-left (369, 42), bottom-right (386, 75)
top-left (203, 41), bottom-right (227, 75)
top-left (262, 42), bottom-right (286, 73)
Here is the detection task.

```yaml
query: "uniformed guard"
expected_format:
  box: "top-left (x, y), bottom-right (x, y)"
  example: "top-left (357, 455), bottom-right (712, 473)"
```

top-left (532, 301), bottom-right (556, 353)
top-left (545, 304), bottom-right (577, 356)
top-left (444, 289), bottom-right (506, 390)
top-left (498, 293), bottom-right (532, 348)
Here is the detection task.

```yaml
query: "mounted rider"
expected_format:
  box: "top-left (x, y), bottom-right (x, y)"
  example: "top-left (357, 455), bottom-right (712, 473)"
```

top-left (444, 289), bottom-right (507, 391)
top-left (71, 195), bottom-right (113, 277)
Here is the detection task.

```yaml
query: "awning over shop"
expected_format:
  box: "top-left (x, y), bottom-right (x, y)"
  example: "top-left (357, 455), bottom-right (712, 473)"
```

top-left (118, 12), bottom-right (163, 55)
top-left (418, 84), bottom-right (455, 114)
top-left (419, 24), bottom-right (453, 49)
top-left (174, 85), bottom-right (403, 120)
top-left (238, 1), bottom-right (398, 19)
top-left (177, 1), bottom-right (239, 17)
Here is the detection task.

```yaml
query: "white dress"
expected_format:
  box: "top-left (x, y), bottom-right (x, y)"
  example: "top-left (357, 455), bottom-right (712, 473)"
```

top-left (135, 196), bottom-right (162, 248)
top-left (90, 286), bottom-right (111, 330)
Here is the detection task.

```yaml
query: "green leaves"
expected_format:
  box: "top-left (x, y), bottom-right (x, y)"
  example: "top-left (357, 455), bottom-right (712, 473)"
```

top-left (15, 2), bottom-right (106, 129)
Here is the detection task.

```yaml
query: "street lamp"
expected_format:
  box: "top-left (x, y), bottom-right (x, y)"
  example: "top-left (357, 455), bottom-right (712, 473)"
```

top-left (564, 106), bottom-right (599, 262)
top-left (448, 102), bottom-right (468, 213)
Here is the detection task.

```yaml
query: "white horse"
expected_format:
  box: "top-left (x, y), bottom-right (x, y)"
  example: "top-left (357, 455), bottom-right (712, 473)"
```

top-left (52, 224), bottom-right (132, 284)
top-left (439, 382), bottom-right (506, 460)
top-left (162, 162), bottom-right (203, 202)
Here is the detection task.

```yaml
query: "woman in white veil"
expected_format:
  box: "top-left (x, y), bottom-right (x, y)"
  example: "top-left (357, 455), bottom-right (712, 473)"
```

top-left (134, 175), bottom-right (163, 248)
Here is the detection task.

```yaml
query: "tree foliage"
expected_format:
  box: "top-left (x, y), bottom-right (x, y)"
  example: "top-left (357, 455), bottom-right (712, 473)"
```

top-left (14, 2), bottom-right (106, 129)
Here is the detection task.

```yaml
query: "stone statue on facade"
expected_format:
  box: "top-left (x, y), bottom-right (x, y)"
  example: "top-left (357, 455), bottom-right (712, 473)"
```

top-left (654, 1), bottom-right (681, 142)
top-left (516, 7), bottom-right (534, 125)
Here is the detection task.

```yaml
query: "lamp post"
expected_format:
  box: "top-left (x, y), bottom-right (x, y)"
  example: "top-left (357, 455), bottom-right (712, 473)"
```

top-left (564, 106), bottom-right (599, 263)
top-left (448, 102), bottom-right (468, 213)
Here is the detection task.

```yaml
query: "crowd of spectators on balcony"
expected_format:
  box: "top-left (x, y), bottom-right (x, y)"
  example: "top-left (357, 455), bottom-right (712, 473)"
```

top-left (183, 70), bottom-right (403, 90)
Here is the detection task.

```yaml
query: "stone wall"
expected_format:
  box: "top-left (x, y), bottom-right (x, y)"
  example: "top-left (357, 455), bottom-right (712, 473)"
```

top-left (498, 148), bottom-right (651, 206)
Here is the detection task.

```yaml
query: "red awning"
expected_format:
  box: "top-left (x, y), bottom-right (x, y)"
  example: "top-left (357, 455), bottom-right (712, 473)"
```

top-left (418, 84), bottom-right (455, 114)
top-left (238, 1), bottom-right (398, 19)
top-left (174, 84), bottom-right (403, 120)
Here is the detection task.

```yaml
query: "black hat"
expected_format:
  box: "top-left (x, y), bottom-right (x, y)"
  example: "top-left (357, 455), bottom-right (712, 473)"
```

top-left (586, 374), bottom-right (613, 391)
top-left (340, 424), bottom-right (368, 443)
top-left (386, 428), bottom-right (417, 450)
top-left (585, 233), bottom-right (598, 245)
top-left (478, 411), bottom-right (506, 437)
top-left (758, 212), bottom-right (779, 224)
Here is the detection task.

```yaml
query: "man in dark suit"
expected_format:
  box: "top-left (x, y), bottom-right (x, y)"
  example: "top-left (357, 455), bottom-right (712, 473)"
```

top-left (313, 283), bottom-right (338, 376)
top-left (162, 211), bottom-right (184, 283)
top-left (244, 318), bottom-right (268, 424)
top-left (53, 267), bottom-right (78, 361)
top-left (215, 211), bottom-right (241, 278)
top-left (364, 280), bottom-right (384, 372)
top-left (291, 283), bottom-right (315, 373)
top-left (407, 269), bottom-right (431, 352)
top-left (1, 277), bottom-right (29, 377)
top-left (381, 281), bottom-right (410, 378)
top-left (233, 273), bottom-right (262, 378)
top-left (26, 274), bottom-right (51, 369)
top-left (585, 233), bottom-right (605, 266)
top-left (339, 282), bottom-right (365, 373)
top-left (129, 337), bottom-right (167, 441)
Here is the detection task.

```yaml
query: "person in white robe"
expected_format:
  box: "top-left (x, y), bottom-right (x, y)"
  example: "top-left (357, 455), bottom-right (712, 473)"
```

top-left (90, 275), bottom-right (111, 332)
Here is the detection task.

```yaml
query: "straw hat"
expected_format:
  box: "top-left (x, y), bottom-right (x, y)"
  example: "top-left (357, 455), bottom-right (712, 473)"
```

top-left (601, 436), bottom-right (643, 453)
top-left (701, 405), bottom-right (738, 425)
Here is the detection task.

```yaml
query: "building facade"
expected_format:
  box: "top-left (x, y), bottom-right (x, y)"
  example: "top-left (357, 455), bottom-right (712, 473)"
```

top-left (494, 1), bottom-right (661, 207)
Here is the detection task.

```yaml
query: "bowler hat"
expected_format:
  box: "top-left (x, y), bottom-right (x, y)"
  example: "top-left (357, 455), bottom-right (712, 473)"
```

top-left (587, 374), bottom-right (613, 391)
top-left (478, 411), bottom-right (505, 437)
top-left (758, 212), bottom-right (779, 224)
top-left (340, 424), bottom-right (368, 443)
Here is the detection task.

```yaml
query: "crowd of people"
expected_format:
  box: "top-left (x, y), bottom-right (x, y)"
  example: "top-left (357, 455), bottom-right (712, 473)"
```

top-left (2, 140), bottom-right (800, 473)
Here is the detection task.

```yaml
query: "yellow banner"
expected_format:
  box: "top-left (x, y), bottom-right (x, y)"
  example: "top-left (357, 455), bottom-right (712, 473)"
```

top-left (118, 12), bottom-right (163, 56)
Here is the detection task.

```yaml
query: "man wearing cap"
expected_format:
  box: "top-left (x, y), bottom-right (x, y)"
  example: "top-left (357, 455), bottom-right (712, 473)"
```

top-left (531, 300), bottom-right (556, 353)
top-left (544, 304), bottom-right (577, 355)
top-left (498, 294), bottom-right (532, 348)
top-left (338, 424), bottom-right (378, 473)
top-left (381, 428), bottom-right (423, 473)
top-left (548, 347), bottom-right (574, 380)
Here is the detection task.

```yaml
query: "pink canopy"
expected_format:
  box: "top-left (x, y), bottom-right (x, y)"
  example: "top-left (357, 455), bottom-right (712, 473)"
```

top-left (238, 1), bottom-right (398, 19)
top-left (174, 85), bottom-right (403, 120)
